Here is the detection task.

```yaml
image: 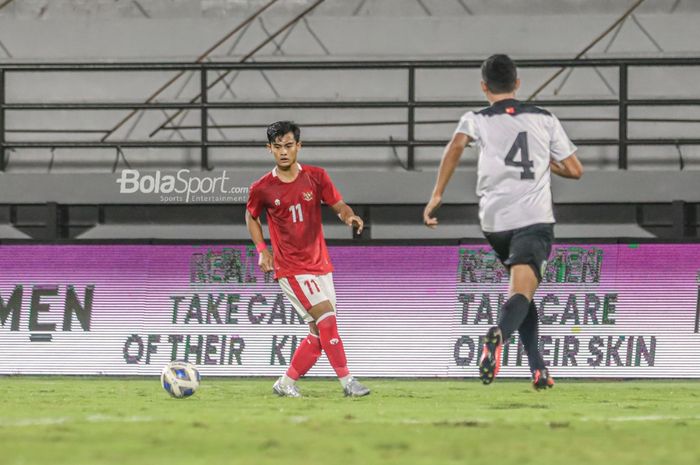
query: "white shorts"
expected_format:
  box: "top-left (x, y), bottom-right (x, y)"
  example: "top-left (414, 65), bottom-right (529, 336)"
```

top-left (278, 273), bottom-right (336, 323)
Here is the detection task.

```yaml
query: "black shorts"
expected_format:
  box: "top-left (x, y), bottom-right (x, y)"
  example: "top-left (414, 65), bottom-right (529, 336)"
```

top-left (483, 223), bottom-right (554, 283)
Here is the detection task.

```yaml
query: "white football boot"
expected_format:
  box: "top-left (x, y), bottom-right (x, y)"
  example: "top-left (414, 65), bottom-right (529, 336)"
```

top-left (272, 377), bottom-right (302, 398)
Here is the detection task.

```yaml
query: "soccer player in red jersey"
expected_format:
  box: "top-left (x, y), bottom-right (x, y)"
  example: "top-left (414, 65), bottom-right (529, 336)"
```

top-left (246, 121), bottom-right (370, 398)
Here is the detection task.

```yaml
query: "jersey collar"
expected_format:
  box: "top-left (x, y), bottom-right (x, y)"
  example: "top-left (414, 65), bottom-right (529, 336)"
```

top-left (491, 98), bottom-right (520, 108)
top-left (271, 163), bottom-right (303, 178)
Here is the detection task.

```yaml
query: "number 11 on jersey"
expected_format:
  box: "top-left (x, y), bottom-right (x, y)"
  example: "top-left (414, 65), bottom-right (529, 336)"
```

top-left (289, 203), bottom-right (304, 223)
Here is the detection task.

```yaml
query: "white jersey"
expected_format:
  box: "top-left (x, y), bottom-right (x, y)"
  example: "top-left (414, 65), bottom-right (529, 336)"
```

top-left (454, 99), bottom-right (576, 233)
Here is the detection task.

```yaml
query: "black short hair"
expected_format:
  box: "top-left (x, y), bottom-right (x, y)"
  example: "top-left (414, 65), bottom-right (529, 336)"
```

top-left (481, 54), bottom-right (518, 94)
top-left (266, 121), bottom-right (301, 144)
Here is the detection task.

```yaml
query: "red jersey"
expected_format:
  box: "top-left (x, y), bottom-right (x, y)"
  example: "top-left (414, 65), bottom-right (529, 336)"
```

top-left (246, 164), bottom-right (342, 279)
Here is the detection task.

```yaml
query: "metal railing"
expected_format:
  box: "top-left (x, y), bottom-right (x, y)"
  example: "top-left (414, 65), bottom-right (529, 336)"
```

top-left (1, 57), bottom-right (700, 171)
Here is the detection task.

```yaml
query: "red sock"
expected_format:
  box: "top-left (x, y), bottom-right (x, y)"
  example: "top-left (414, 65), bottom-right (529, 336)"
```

top-left (286, 333), bottom-right (322, 380)
top-left (317, 314), bottom-right (350, 378)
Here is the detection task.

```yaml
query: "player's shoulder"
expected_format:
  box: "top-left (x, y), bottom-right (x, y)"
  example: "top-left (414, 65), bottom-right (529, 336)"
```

top-left (301, 164), bottom-right (326, 174)
top-left (458, 110), bottom-right (478, 121)
top-left (475, 100), bottom-right (553, 118)
top-left (517, 103), bottom-right (553, 117)
top-left (300, 164), bottom-right (330, 180)
top-left (250, 170), bottom-right (275, 190)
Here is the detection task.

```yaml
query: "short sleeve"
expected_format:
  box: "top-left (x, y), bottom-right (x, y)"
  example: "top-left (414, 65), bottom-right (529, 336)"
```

top-left (454, 111), bottom-right (480, 143)
top-left (319, 169), bottom-right (342, 205)
top-left (549, 115), bottom-right (577, 161)
top-left (246, 183), bottom-right (264, 218)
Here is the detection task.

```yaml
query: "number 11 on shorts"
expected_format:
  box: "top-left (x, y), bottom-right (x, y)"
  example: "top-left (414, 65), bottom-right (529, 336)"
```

top-left (304, 279), bottom-right (320, 295)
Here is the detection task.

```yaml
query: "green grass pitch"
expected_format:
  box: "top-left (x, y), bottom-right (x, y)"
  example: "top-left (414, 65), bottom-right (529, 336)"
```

top-left (2, 377), bottom-right (699, 465)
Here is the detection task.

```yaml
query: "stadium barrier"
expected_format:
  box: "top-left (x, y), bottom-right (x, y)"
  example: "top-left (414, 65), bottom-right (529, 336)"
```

top-left (2, 58), bottom-right (700, 171)
top-left (1, 242), bottom-right (698, 378)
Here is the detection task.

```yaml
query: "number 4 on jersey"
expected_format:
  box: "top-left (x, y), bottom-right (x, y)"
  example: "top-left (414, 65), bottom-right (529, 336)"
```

top-left (505, 131), bottom-right (535, 180)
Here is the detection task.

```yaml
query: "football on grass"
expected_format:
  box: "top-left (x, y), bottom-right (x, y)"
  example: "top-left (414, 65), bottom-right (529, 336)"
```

top-left (161, 361), bottom-right (201, 398)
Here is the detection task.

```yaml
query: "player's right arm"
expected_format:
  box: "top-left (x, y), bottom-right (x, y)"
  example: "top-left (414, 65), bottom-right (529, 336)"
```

top-left (245, 210), bottom-right (274, 273)
top-left (423, 132), bottom-right (471, 228)
top-left (245, 183), bottom-right (274, 273)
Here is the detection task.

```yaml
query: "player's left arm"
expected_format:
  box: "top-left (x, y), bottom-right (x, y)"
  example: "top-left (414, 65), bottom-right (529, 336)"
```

top-left (550, 153), bottom-right (583, 179)
top-left (331, 201), bottom-right (364, 235)
top-left (319, 168), bottom-right (364, 235)
top-left (548, 115), bottom-right (583, 180)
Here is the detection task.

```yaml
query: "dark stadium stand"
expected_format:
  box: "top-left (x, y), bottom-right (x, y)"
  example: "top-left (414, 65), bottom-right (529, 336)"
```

top-left (1, 2), bottom-right (699, 241)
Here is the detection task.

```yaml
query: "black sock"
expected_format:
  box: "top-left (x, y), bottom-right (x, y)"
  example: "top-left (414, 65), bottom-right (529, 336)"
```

top-left (519, 300), bottom-right (546, 371)
top-left (497, 293), bottom-right (530, 341)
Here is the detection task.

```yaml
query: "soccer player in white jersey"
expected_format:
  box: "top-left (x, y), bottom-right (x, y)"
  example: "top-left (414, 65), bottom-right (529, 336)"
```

top-left (423, 54), bottom-right (583, 389)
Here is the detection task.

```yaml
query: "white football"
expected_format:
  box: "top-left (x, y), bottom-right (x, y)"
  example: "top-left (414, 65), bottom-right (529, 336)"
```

top-left (161, 361), bottom-right (201, 398)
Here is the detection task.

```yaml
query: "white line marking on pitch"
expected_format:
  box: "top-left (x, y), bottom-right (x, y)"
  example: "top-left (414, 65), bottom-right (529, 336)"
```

top-left (582, 415), bottom-right (700, 422)
top-left (393, 415), bottom-right (700, 426)
top-left (0, 415), bottom-right (154, 428)
top-left (0, 417), bottom-right (70, 427)
top-left (85, 415), bottom-right (153, 423)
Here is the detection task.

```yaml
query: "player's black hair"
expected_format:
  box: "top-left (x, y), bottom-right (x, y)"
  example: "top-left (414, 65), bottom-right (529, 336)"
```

top-left (266, 121), bottom-right (301, 144)
top-left (481, 54), bottom-right (518, 94)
